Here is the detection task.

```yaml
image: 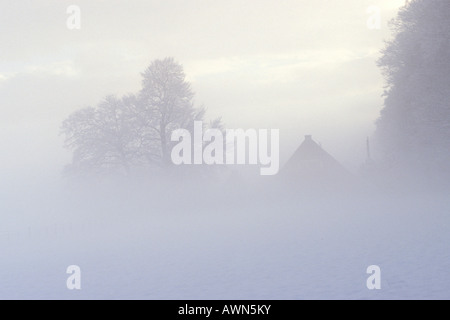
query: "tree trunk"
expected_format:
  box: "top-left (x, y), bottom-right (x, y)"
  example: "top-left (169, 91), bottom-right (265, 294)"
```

top-left (160, 123), bottom-right (167, 165)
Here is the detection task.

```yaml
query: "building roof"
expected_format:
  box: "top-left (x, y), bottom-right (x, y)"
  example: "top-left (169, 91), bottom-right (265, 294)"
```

top-left (281, 135), bottom-right (351, 184)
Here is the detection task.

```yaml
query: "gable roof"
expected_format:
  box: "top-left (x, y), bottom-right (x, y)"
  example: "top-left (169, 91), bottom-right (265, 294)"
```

top-left (281, 135), bottom-right (351, 183)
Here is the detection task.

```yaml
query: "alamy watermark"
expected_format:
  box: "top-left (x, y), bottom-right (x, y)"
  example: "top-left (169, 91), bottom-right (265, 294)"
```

top-left (366, 6), bottom-right (381, 30)
top-left (171, 121), bottom-right (280, 176)
top-left (66, 265), bottom-right (81, 290)
top-left (366, 265), bottom-right (381, 290)
top-left (67, 5), bottom-right (81, 30)
top-left (64, 264), bottom-right (381, 292)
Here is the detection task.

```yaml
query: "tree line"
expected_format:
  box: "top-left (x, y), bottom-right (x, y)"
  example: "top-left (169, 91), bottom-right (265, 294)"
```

top-left (374, 0), bottom-right (450, 184)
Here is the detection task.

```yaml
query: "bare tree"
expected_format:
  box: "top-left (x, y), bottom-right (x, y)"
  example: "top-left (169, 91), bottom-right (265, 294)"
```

top-left (61, 58), bottom-right (221, 176)
top-left (139, 57), bottom-right (205, 165)
top-left (62, 95), bottom-right (147, 175)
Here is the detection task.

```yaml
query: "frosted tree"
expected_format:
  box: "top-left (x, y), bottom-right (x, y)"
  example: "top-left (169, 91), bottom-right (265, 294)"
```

top-left (61, 95), bottom-right (146, 175)
top-left (375, 0), bottom-right (450, 179)
top-left (62, 58), bottom-right (222, 176)
top-left (139, 57), bottom-right (205, 165)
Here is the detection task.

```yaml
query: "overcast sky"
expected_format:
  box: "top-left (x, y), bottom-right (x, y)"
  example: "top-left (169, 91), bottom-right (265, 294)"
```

top-left (0, 0), bottom-right (407, 181)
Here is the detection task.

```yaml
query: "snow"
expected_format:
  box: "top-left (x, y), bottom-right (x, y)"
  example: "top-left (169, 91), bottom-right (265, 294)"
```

top-left (1, 182), bottom-right (449, 300)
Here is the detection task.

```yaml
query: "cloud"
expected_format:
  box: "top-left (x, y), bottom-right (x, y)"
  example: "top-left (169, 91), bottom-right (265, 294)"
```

top-left (0, 73), bottom-right (10, 82)
top-left (26, 61), bottom-right (81, 77)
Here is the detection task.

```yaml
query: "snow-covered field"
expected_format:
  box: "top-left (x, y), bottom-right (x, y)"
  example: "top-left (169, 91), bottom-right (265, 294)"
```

top-left (1, 180), bottom-right (449, 300)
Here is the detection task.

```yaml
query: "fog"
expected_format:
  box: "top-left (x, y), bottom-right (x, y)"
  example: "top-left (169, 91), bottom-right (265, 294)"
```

top-left (2, 176), bottom-right (450, 299)
top-left (0, 0), bottom-right (404, 175)
top-left (2, 0), bottom-right (450, 300)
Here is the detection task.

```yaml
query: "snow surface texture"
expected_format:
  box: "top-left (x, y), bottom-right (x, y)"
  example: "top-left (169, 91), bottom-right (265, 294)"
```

top-left (1, 180), bottom-right (449, 300)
